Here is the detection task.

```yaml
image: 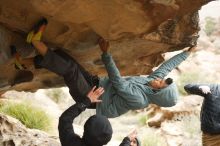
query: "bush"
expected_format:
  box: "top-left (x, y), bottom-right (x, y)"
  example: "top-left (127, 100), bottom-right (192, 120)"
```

top-left (142, 130), bottom-right (166, 146)
top-left (177, 71), bottom-right (213, 95)
top-left (204, 17), bottom-right (216, 36)
top-left (139, 115), bottom-right (148, 126)
top-left (45, 88), bottom-right (66, 103)
top-left (0, 102), bottom-right (51, 131)
top-left (177, 72), bottom-right (203, 95)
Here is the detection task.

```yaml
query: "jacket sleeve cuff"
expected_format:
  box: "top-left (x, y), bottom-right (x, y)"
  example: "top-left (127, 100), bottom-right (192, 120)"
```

top-left (121, 137), bottom-right (131, 144)
top-left (77, 97), bottom-right (92, 110)
top-left (101, 52), bottom-right (111, 62)
top-left (183, 51), bottom-right (190, 57)
top-left (83, 97), bottom-right (92, 107)
top-left (123, 137), bottom-right (130, 141)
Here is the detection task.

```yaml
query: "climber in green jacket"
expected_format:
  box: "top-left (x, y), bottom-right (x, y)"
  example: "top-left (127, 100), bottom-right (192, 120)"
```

top-left (27, 18), bottom-right (195, 119)
top-left (96, 38), bottom-right (195, 118)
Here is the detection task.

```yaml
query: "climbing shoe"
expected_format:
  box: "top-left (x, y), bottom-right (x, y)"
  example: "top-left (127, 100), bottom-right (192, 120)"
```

top-left (10, 45), bottom-right (27, 70)
top-left (26, 18), bottom-right (48, 43)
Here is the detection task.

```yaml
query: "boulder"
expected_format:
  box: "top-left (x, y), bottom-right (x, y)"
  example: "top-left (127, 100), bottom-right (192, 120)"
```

top-left (0, 113), bottom-right (60, 146)
top-left (0, 0), bottom-right (214, 94)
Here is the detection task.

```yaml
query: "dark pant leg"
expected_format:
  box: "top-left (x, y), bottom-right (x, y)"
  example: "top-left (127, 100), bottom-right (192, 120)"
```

top-left (34, 49), bottom-right (99, 87)
top-left (34, 49), bottom-right (96, 104)
top-left (53, 50), bottom-right (99, 108)
top-left (53, 49), bottom-right (99, 87)
top-left (34, 49), bottom-right (72, 76)
top-left (63, 65), bottom-right (92, 103)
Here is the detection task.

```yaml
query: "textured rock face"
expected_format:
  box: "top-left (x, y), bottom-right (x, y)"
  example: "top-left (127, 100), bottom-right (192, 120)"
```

top-left (0, 0), bottom-right (214, 93)
top-left (144, 95), bottom-right (203, 146)
top-left (0, 113), bottom-right (60, 146)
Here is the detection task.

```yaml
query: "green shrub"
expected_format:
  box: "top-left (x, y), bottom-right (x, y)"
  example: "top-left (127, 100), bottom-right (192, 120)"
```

top-left (45, 88), bottom-right (66, 103)
top-left (204, 17), bottom-right (216, 36)
top-left (177, 72), bottom-right (201, 95)
top-left (0, 102), bottom-right (51, 131)
top-left (177, 71), bottom-right (213, 95)
top-left (139, 115), bottom-right (148, 126)
top-left (142, 132), bottom-right (165, 146)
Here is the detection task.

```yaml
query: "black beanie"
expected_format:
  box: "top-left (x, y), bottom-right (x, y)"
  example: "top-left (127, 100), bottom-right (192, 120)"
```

top-left (83, 115), bottom-right (113, 146)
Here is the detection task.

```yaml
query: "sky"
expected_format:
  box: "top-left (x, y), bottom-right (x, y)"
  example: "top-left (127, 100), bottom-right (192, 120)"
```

top-left (199, 0), bottom-right (220, 20)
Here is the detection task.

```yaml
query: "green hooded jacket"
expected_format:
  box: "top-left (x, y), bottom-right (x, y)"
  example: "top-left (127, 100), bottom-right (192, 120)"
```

top-left (96, 51), bottom-right (190, 118)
